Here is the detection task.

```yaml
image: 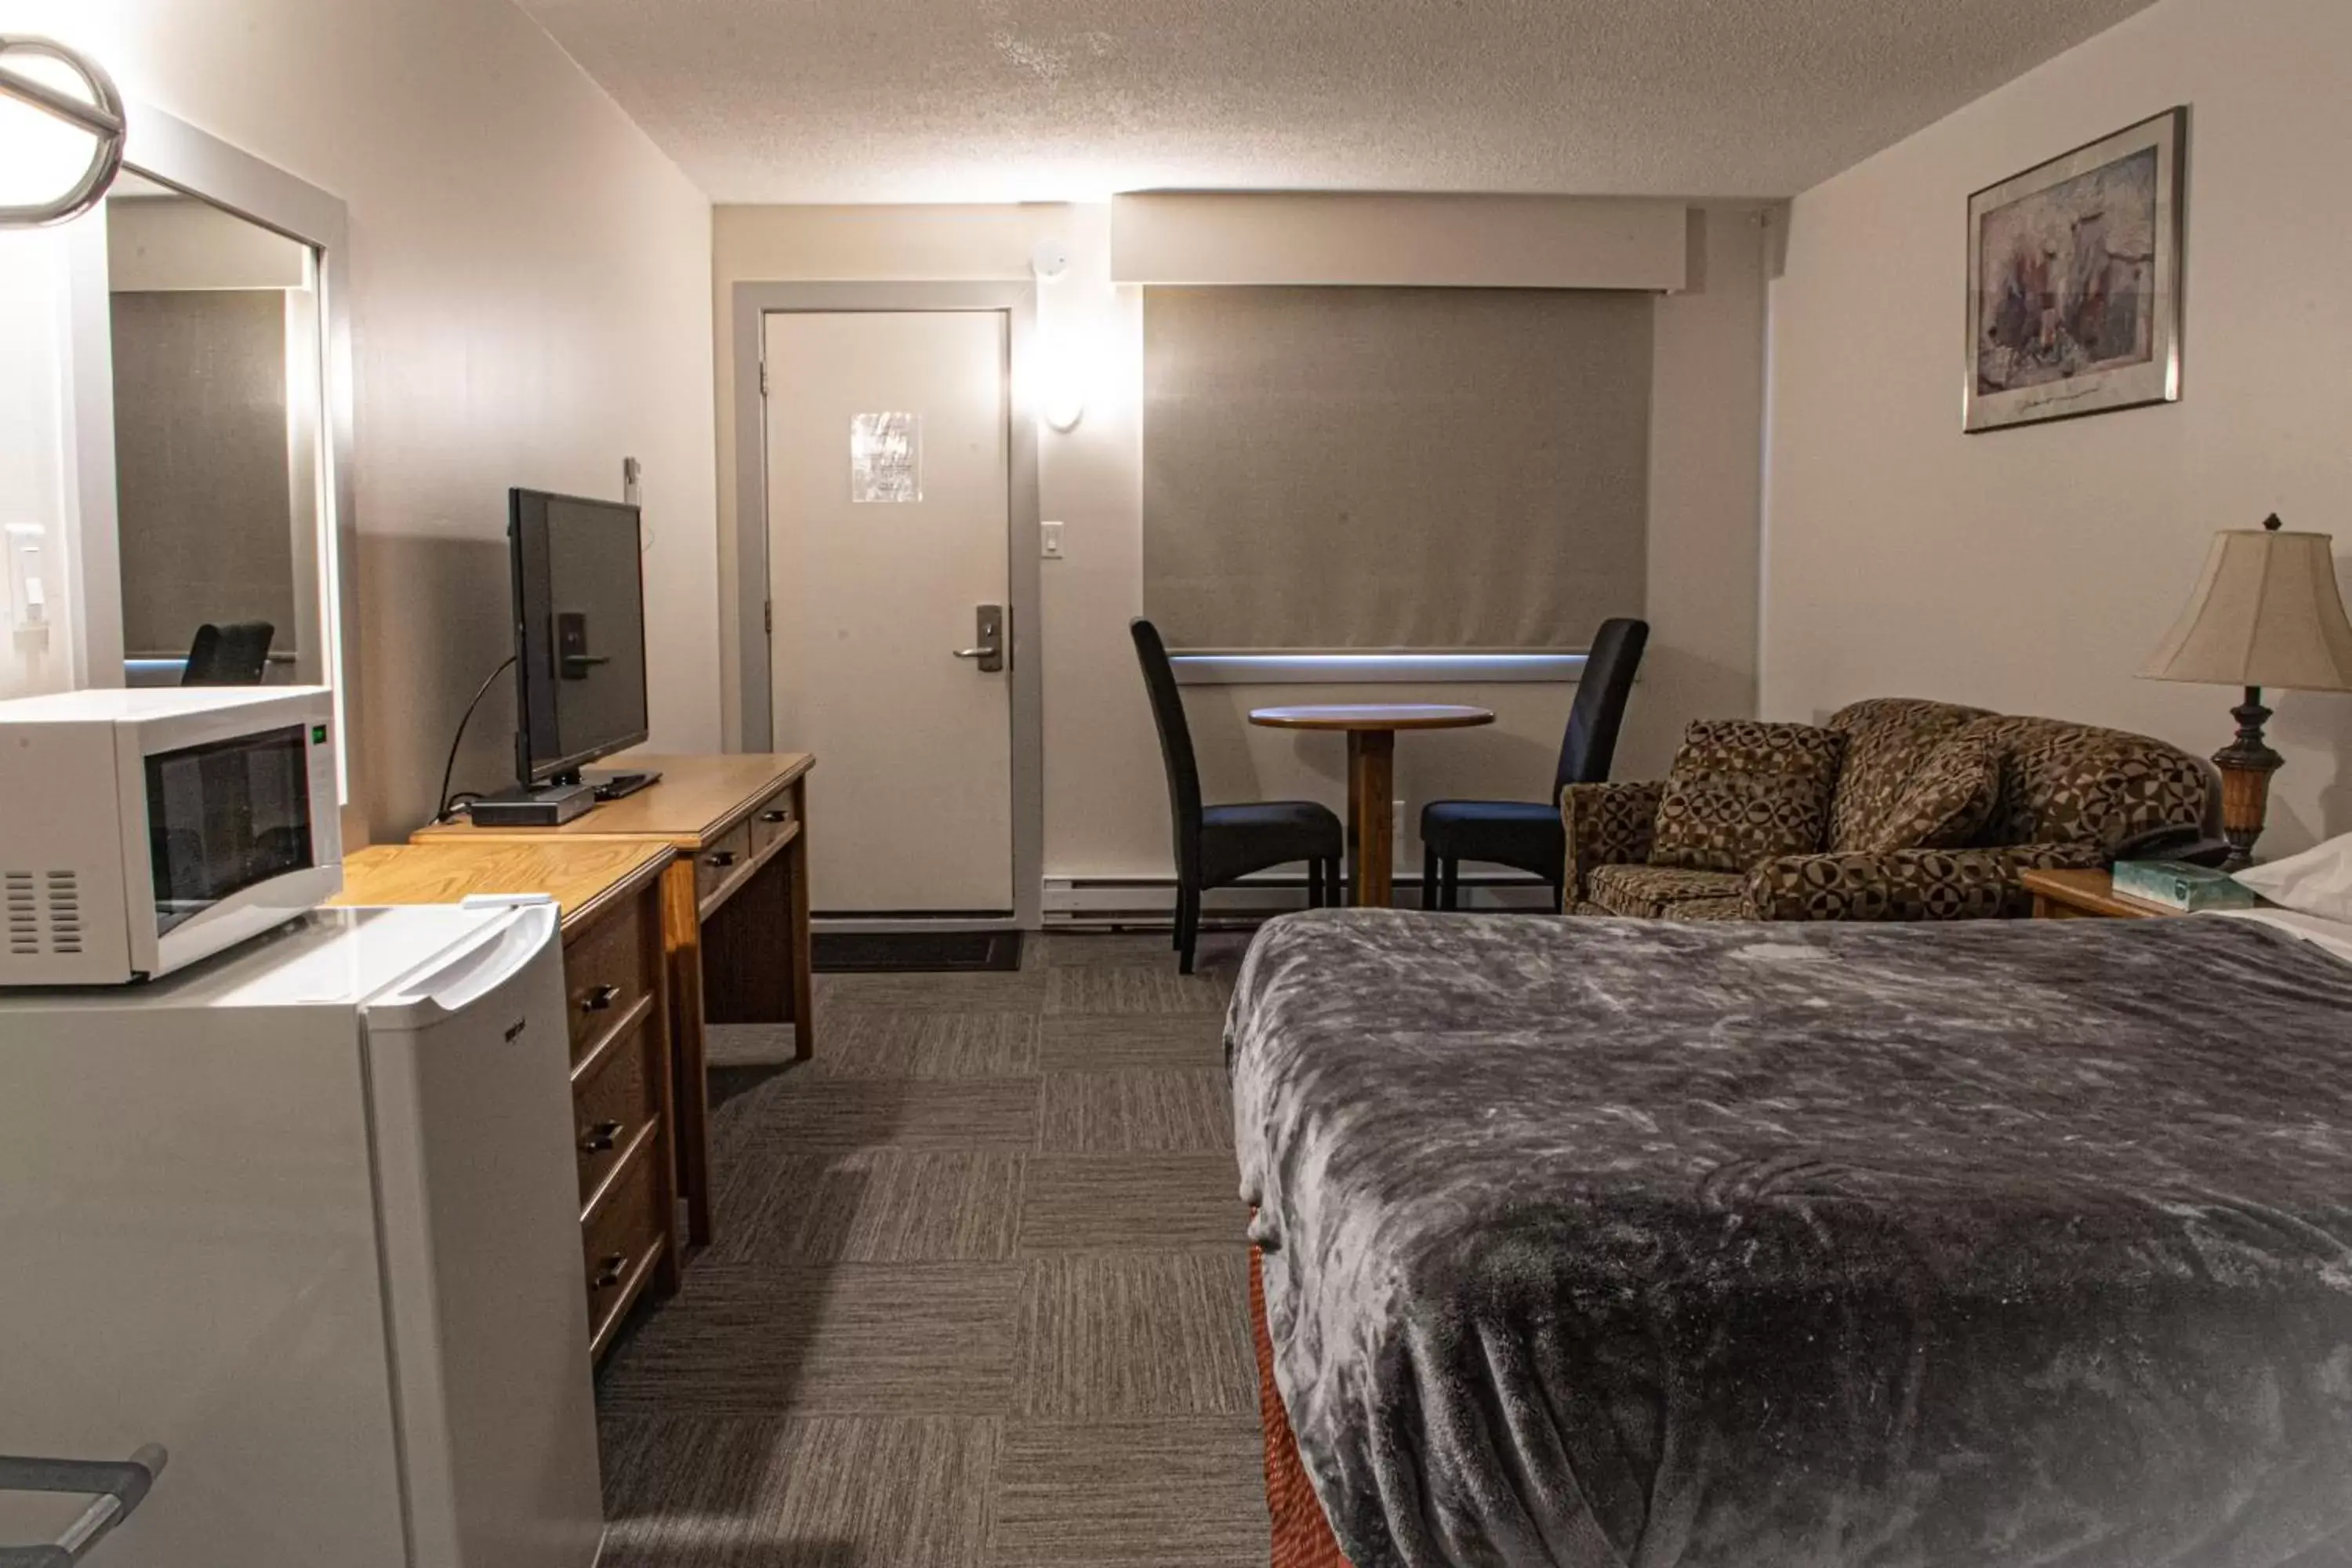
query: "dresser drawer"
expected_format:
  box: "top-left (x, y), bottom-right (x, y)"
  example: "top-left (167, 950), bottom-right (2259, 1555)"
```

top-left (562, 891), bottom-right (653, 1066)
top-left (583, 1145), bottom-right (664, 1352)
top-left (694, 821), bottom-right (753, 910)
top-left (748, 786), bottom-right (797, 857)
top-left (574, 1010), bottom-right (660, 1213)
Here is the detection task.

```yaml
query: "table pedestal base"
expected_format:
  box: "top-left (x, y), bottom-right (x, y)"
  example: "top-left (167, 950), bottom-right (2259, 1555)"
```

top-left (1345, 730), bottom-right (1396, 909)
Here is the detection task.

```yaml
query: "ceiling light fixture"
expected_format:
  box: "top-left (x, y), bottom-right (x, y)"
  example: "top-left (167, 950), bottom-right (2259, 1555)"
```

top-left (0, 35), bottom-right (127, 228)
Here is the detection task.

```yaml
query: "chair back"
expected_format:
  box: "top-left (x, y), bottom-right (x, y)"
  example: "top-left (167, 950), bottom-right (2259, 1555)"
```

top-left (1129, 619), bottom-right (1202, 867)
top-left (182, 620), bottom-right (275, 686)
top-left (1555, 617), bottom-right (1649, 792)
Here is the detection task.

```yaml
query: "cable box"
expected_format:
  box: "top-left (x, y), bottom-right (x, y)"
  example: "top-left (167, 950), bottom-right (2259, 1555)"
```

top-left (466, 782), bottom-right (597, 827)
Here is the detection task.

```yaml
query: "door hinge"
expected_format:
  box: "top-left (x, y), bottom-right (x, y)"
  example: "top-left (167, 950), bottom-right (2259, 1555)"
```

top-left (758, 362), bottom-right (768, 397)
top-left (763, 599), bottom-right (773, 636)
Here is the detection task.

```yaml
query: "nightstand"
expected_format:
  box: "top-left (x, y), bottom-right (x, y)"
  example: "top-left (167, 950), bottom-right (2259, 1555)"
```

top-left (2019, 867), bottom-right (2182, 920)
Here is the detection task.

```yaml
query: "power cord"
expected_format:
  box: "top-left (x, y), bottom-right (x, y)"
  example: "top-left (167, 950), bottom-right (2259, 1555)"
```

top-left (434, 655), bottom-right (516, 823)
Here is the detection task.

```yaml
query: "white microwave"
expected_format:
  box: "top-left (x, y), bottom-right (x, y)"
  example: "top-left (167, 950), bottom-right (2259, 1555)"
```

top-left (0, 687), bottom-right (343, 985)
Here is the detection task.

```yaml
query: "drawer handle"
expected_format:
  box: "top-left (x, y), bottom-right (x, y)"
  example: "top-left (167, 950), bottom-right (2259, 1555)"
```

top-left (760, 808), bottom-right (790, 824)
top-left (590, 1253), bottom-right (628, 1290)
top-left (580, 983), bottom-right (621, 1014)
top-left (580, 1119), bottom-right (624, 1154)
top-left (704, 850), bottom-right (739, 869)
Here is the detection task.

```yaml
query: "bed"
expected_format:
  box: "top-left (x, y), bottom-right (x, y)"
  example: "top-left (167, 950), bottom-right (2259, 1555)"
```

top-left (1229, 909), bottom-right (2352, 1568)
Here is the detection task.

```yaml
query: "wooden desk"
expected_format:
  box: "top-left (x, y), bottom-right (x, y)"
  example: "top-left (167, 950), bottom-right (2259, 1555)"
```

top-left (2020, 867), bottom-right (2180, 920)
top-left (414, 753), bottom-right (815, 1246)
top-left (1247, 705), bottom-right (1495, 907)
top-left (333, 838), bottom-right (681, 1359)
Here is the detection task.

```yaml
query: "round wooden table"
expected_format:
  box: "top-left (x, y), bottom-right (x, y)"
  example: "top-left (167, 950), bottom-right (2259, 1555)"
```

top-left (1248, 703), bottom-right (1496, 908)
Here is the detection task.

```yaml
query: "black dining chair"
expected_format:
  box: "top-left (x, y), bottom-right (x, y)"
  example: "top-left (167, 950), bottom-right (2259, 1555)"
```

top-left (1420, 617), bottom-right (1649, 913)
top-left (1132, 619), bottom-right (1344, 974)
top-left (181, 620), bottom-right (275, 685)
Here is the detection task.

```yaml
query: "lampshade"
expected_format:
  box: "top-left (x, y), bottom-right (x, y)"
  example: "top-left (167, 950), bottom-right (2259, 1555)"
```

top-left (2140, 518), bottom-right (2352, 692)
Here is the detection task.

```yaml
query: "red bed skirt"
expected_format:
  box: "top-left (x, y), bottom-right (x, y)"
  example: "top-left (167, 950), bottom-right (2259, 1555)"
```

top-left (1250, 1246), bottom-right (1357, 1568)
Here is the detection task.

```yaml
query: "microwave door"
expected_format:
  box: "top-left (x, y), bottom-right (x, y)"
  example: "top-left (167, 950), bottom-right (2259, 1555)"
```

top-left (136, 723), bottom-right (343, 980)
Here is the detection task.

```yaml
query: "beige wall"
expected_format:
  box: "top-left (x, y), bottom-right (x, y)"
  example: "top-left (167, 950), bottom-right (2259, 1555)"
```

top-left (717, 200), bottom-right (1769, 884)
top-left (1110, 193), bottom-right (1688, 289)
top-left (1762, 0), bottom-right (2352, 855)
top-left (7, 0), bottom-right (719, 835)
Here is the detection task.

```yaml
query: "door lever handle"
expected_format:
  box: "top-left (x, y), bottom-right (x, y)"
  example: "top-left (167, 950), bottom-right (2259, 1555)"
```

top-left (955, 604), bottom-right (1007, 672)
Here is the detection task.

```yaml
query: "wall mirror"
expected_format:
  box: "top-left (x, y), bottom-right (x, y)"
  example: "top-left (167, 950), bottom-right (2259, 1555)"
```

top-left (26, 103), bottom-right (365, 835)
top-left (106, 171), bottom-right (325, 690)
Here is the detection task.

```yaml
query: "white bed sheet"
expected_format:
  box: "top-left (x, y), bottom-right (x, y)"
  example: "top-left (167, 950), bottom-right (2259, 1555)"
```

top-left (2213, 906), bottom-right (2352, 967)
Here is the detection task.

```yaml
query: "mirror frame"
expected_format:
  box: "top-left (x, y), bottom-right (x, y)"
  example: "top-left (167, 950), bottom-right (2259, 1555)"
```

top-left (64, 102), bottom-right (365, 842)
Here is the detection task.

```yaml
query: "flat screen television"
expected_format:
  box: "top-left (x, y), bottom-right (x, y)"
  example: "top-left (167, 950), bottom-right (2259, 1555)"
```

top-left (508, 488), bottom-right (650, 789)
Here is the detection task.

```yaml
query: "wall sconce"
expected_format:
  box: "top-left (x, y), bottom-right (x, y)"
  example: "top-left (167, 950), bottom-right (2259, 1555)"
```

top-left (0, 36), bottom-right (128, 228)
top-left (1042, 365), bottom-right (1087, 434)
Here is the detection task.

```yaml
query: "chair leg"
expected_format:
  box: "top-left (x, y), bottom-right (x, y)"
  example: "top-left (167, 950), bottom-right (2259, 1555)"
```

top-left (1178, 885), bottom-right (1200, 974)
top-left (1441, 857), bottom-right (1461, 911)
top-left (1307, 858), bottom-right (1324, 909)
top-left (1327, 858), bottom-right (1345, 908)
top-left (1551, 878), bottom-right (1566, 914)
top-left (1422, 846), bottom-right (1438, 910)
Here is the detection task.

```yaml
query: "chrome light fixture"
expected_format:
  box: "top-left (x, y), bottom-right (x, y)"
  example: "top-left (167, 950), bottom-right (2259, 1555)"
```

top-left (0, 35), bottom-right (127, 227)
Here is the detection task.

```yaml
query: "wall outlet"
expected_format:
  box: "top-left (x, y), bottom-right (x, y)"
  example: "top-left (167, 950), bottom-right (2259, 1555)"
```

top-left (1041, 520), bottom-right (1065, 559)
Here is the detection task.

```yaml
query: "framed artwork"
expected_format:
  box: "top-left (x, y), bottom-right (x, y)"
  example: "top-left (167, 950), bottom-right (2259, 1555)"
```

top-left (1965, 107), bottom-right (2187, 433)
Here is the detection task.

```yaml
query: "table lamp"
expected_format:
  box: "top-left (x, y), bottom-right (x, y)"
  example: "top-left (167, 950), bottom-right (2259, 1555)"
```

top-left (2140, 514), bottom-right (2352, 868)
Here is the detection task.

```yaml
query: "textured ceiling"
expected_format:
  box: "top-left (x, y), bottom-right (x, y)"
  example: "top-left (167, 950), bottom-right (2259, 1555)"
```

top-left (517, 0), bottom-right (2156, 203)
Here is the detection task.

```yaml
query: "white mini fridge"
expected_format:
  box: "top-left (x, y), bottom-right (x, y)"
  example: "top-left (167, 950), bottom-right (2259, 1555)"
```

top-left (0, 904), bottom-right (604, 1568)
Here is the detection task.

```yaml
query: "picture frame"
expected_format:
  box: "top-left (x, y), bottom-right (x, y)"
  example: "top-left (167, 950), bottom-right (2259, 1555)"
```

top-left (1965, 107), bottom-right (2187, 434)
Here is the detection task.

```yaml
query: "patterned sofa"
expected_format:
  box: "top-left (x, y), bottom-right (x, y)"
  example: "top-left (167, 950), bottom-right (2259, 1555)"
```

top-left (1562, 698), bottom-right (2216, 921)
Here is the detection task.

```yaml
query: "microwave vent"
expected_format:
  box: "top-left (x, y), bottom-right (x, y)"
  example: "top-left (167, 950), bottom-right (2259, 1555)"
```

top-left (5, 871), bottom-right (84, 956)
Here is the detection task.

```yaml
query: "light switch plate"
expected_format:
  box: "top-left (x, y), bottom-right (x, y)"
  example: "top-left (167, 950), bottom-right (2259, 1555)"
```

top-left (1041, 521), bottom-right (1065, 559)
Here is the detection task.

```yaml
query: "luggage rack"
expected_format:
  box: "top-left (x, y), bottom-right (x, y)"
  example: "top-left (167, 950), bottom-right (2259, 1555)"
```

top-left (0, 1448), bottom-right (166, 1566)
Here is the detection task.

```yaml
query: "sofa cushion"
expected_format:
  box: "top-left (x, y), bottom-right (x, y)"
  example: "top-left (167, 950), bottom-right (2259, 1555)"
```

top-left (1584, 863), bottom-right (1748, 919)
top-left (1825, 698), bottom-right (1991, 851)
top-left (1860, 733), bottom-right (2002, 853)
top-left (1650, 720), bottom-right (1845, 873)
top-left (1958, 713), bottom-right (2212, 851)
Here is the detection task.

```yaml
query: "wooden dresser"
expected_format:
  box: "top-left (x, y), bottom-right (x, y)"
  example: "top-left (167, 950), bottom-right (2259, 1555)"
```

top-left (413, 753), bottom-right (815, 1246)
top-left (335, 838), bottom-right (681, 1359)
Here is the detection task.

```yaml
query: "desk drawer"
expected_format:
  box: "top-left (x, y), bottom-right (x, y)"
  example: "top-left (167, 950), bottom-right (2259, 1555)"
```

top-left (749, 787), bottom-right (797, 857)
top-left (574, 1011), bottom-right (660, 1212)
top-left (583, 1145), bottom-right (663, 1351)
top-left (695, 821), bottom-right (753, 909)
top-left (564, 892), bottom-right (653, 1066)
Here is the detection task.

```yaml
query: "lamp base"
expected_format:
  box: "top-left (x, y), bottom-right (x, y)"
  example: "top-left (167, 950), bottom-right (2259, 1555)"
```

top-left (2213, 687), bottom-right (2282, 873)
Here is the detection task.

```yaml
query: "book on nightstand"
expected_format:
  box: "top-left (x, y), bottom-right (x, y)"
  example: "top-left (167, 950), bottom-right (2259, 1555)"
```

top-left (2111, 858), bottom-right (2258, 912)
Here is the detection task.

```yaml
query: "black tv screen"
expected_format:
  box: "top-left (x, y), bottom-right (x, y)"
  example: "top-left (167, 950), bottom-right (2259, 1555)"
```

top-left (510, 488), bottom-right (649, 785)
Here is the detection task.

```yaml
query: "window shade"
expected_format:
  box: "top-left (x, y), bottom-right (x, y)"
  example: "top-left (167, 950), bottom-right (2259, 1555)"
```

top-left (1142, 286), bottom-right (1651, 652)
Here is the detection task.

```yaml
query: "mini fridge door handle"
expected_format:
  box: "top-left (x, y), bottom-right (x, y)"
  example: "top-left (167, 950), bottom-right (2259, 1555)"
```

top-left (368, 904), bottom-right (561, 1028)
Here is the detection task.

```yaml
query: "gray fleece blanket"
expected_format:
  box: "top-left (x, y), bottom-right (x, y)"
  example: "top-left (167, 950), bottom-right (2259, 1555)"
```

top-left (1229, 910), bottom-right (2352, 1568)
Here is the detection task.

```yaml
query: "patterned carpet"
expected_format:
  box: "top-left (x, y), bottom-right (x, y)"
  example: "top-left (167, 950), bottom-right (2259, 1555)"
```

top-left (595, 929), bottom-right (1271, 1568)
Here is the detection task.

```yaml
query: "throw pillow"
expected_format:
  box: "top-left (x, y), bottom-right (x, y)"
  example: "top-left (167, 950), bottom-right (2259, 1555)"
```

top-left (1650, 720), bottom-right (1845, 873)
top-left (1859, 734), bottom-right (2002, 854)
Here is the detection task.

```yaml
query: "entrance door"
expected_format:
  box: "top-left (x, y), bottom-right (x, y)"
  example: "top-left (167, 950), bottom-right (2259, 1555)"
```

top-left (764, 310), bottom-right (1014, 916)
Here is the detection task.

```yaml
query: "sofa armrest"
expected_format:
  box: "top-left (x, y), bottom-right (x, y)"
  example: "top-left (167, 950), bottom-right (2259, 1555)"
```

top-left (1560, 780), bottom-right (1664, 900)
top-left (1744, 842), bottom-right (2105, 922)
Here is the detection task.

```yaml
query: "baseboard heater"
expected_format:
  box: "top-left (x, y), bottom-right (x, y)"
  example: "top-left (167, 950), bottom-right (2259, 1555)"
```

top-left (1043, 873), bottom-right (1556, 925)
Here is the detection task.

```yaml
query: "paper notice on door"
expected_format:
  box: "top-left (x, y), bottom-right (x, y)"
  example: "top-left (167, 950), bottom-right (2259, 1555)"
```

top-left (850, 412), bottom-right (921, 503)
